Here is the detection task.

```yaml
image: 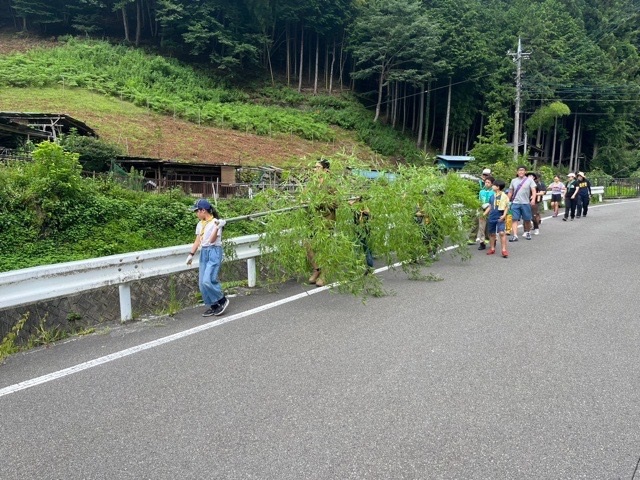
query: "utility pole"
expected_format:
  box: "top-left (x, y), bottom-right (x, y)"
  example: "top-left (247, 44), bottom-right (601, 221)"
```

top-left (508, 38), bottom-right (531, 162)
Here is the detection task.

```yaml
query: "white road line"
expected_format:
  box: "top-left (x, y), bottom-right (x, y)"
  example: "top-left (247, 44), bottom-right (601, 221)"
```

top-left (1, 199), bottom-right (636, 399)
top-left (0, 288), bottom-right (329, 398)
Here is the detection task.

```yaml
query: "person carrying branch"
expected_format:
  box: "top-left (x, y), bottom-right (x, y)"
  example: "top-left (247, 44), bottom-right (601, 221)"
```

top-left (306, 158), bottom-right (337, 287)
top-left (187, 199), bottom-right (229, 317)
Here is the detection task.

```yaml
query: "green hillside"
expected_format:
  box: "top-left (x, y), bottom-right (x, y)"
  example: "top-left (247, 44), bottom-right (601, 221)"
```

top-left (0, 36), bottom-right (427, 167)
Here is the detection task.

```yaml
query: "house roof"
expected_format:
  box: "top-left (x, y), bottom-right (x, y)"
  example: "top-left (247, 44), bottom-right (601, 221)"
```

top-left (435, 155), bottom-right (474, 170)
top-left (114, 156), bottom-right (240, 172)
top-left (0, 112), bottom-right (97, 138)
top-left (436, 155), bottom-right (474, 162)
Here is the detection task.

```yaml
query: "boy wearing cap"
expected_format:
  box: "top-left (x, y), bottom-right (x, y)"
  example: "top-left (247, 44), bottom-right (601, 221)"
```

top-left (562, 173), bottom-right (580, 221)
top-left (187, 199), bottom-right (229, 316)
top-left (575, 172), bottom-right (592, 218)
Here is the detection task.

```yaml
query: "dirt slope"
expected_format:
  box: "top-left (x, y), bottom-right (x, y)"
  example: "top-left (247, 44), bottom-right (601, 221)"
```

top-left (0, 31), bottom-right (375, 167)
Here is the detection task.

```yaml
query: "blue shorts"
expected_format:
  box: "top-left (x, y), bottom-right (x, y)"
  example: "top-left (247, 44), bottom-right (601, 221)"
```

top-left (511, 203), bottom-right (532, 222)
top-left (487, 220), bottom-right (505, 234)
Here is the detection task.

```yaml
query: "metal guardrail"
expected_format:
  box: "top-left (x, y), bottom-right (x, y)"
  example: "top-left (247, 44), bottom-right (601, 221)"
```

top-left (0, 234), bottom-right (261, 322)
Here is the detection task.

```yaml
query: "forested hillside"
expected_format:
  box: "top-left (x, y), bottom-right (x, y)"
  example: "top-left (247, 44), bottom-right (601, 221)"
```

top-left (0, 0), bottom-right (639, 174)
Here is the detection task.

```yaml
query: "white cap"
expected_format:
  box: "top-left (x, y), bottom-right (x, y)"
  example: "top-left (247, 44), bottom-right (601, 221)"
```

top-left (482, 168), bottom-right (491, 175)
top-left (567, 172), bottom-right (575, 177)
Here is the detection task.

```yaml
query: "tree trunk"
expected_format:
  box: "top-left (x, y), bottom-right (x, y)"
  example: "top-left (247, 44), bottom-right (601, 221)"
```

top-left (402, 83), bottom-right (408, 134)
top-left (551, 117), bottom-right (558, 167)
top-left (122, 5), bottom-right (130, 42)
top-left (374, 67), bottom-right (385, 123)
top-left (324, 40), bottom-right (329, 90)
top-left (385, 81), bottom-right (391, 123)
top-left (297, 25), bottom-right (304, 93)
top-left (286, 23), bottom-right (291, 86)
top-left (329, 39), bottom-right (336, 93)
top-left (544, 130), bottom-right (551, 162)
top-left (135, 0), bottom-right (142, 46)
top-left (465, 128), bottom-right (470, 153)
top-left (423, 81), bottom-right (431, 151)
top-left (575, 117), bottom-right (582, 170)
top-left (313, 32), bottom-right (319, 95)
top-left (442, 78), bottom-right (452, 155)
top-left (266, 37), bottom-right (275, 86)
top-left (392, 81), bottom-right (399, 128)
top-left (558, 139), bottom-right (565, 168)
top-left (147, 0), bottom-right (157, 38)
top-left (417, 84), bottom-right (425, 148)
top-left (308, 35), bottom-right (312, 85)
top-left (569, 113), bottom-right (578, 172)
top-left (338, 30), bottom-right (345, 90)
top-left (429, 87), bottom-right (437, 146)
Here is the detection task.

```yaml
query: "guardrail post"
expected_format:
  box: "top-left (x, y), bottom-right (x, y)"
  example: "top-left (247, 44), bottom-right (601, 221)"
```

top-left (119, 283), bottom-right (133, 322)
top-left (247, 258), bottom-right (256, 288)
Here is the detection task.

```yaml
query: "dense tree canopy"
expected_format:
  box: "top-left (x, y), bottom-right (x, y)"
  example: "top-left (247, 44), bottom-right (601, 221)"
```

top-left (0, 0), bottom-right (639, 174)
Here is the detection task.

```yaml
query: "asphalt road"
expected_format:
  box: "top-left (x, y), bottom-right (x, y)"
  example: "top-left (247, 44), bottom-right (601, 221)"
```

top-left (1, 200), bottom-right (640, 480)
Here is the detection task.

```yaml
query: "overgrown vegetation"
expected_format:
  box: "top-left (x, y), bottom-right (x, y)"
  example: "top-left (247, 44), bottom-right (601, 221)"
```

top-left (0, 314), bottom-right (28, 362)
top-left (1, 142), bottom-right (478, 300)
top-left (0, 142), bottom-right (261, 272)
top-left (0, 38), bottom-right (430, 161)
top-left (253, 154), bottom-right (478, 296)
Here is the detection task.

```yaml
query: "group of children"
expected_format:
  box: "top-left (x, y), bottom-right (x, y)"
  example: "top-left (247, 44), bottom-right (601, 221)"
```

top-left (475, 168), bottom-right (593, 259)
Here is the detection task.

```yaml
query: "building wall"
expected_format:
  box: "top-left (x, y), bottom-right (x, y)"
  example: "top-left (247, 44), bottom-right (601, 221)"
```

top-left (220, 165), bottom-right (236, 184)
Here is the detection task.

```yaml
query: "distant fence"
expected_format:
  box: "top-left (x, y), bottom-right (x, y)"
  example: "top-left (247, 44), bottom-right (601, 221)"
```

top-left (596, 178), bottom-right (640, 199)
top-left (161, 180), bottom-right (301, 199)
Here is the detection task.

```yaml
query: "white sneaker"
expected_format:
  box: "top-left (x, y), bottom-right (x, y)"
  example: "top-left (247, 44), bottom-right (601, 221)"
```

top-left (475, 237), bottom-right (481, 243)
top-left (524, 232), bottom-right (532, 240)
top-left (533, 229), bottom-right (540, 235)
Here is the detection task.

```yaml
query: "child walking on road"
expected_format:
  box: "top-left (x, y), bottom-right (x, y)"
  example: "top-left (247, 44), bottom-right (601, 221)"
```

top-left (187, 199), bottom-right (229, 317)
top-left (486, 179), bottom-right (509, 258)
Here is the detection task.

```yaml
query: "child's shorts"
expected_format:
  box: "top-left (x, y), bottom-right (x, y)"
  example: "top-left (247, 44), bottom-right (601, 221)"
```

top-left (488, 220), bottom-right (505, 234)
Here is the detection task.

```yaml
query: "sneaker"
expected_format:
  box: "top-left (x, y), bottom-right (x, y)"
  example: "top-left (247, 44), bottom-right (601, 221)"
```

top-left (213, 297), bottom-right (229, 316)
top-left (524, 232), bottom-right (532, 240)
top-left (475, 237), bottom-right (481, 243)
top-left (501, 250), bottom-right (509, 258)
top-left (486, 249), bottom-right (495, 255)
top-left (478, 243), bottom-right (486, 250)
top-left (509, 235), bottom-right (518, 242)
top-left (315, 276), bottom-right (326, 287)
top-left (570, 218), bottom-right (574, 221)
top-left (533, 229), bottom-right (540, 235)
top-left (202, 307), bottom-right (216, 317)
top-left (576, 216), bottom-right (581, 219)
